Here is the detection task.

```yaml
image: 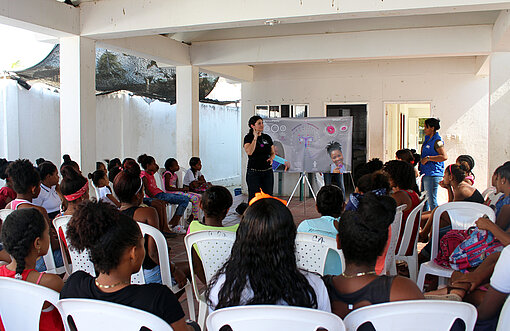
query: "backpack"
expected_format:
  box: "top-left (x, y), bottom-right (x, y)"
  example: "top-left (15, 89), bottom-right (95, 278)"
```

top-left (449, 227), bottom-right (504, 272)
top-left (434, 229), bottom-right (470, 268)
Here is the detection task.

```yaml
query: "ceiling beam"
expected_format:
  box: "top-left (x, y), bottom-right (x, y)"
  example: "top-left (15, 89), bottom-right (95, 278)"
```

top-left (80, 0), bottom-right (510, 39)
top-left (0, 0), bottom-right (79, 37)
top-left (98, 35), bottom-right (190, 66)
top-left (475, 55), bottom-right (491, 76)
top-left (190, 25), bottom-right (492, 66)
top-left (200, 65), bottom-right (254, 82)
top-left (493, 9), bottom-right (510, 51)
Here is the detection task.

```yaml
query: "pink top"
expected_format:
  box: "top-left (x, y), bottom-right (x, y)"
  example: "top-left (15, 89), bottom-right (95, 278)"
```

top-left (162, 171), bottom-right (178, 193)
top-left (0, 187), bottom-right (16, 209)
top-left (140, 170), bottom-right (163, 197)
top-left (465, 175), bottom-right (475, 185)
top-left (10, 198), bottom-right (34, 210)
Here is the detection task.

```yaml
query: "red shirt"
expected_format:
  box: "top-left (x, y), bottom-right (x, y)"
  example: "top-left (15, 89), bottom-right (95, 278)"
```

top-left (140, 170), bottom-right (163, 197)
top-left (0, 187), bottom-right (16, 209)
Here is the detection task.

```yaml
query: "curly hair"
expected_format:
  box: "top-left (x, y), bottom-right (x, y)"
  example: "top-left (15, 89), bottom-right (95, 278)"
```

top-left (113, 163), bottom-right (143, 203)
top-left (0, 158), bottom-right (11, 180)
top-left (383, 160), bottom-right (419, 193)
top-left (316, 185), bottom-right (344, 216)
top-left (137, 154), bottom-right (155, 170)
top-left (357, 171), bottom-right (391, 194)
top-left (36, 159), bottom-right (57, 181)
top-left (88, 170), bottom-right (106, 187)
top-left (206, 198), bottom-right (318, 310)
top-left (66, 201), bottom-right (142, 274)
top-left (1, 208), bottom-right (47, 277)
top-left (326, 141), bottom-right (342, 156)
top-left (338, 192), bottom-right (396, 266)
top-left (164, 158), bottom-right (178, 171)
top-left (60, 165), bottom-right (87, 197)
top-left (201, 186), bottom-right (233, 218)
top-left (6, 159), bottom-right (40, 194)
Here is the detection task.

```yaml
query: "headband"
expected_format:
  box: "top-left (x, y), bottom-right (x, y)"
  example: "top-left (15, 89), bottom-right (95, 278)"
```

top-left (448, 164), bottom-right (453, 174)
top-left (136, 178), bottom-right (143, 194)
top-left (249, 189), bottom-right (287, 206)
top-left (64, 180), bottom-right (89, 201)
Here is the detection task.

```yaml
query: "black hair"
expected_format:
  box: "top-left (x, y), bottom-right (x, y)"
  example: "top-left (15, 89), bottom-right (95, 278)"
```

top-left (1, 208), bottom-right (47, 277)
top-left (395, 149), bottom-right (414, 164)
top-left (248, 115), bottom-right (263, 134)
top-left (0, 159), bottom-right (12, 180)
top-left (107, 158), bottom-right (121, 171)
top-left (206, 198), bottom-right (318, 310)
top-left (164, 158), bottom-right (178, 171)
top-left (353, 158), bottom-right (384, 187)
top-left (66, 201), bottom-right (142, 274)
top-left (60, 165), bottom-right (88, 198)
top-left (6, 159), bottom-right (40, 194)
top-left (326, 141), bottom-right (342, 156)
top-left (113, 162), bottom-right (143, 203)
top-left (88, 170), bottom-right (106, 187)
top-left (60, 154), bottom-right (80, 173)
top-left (201, 186), bottom-right (233, 218)
top-left (137, 154), bottom-right (155, 170)
top-left (383, 160), bottom-right (419, 193)
top-left (96, 162), bottom-right (106, 171)
top-left (412, 150), bottom-right (421, 168)
top-left (424, 118), bottom-right (441, 131)
top-left (36, 160), bottom-right (58, 181)
top-left (189, 157), bottom-right (201, 175)
top-left (495, 163), bottom-right (510, 182)
top-left (316, 185), bottom-right (344, 217)
top-left (122, 158), bottom-right (136, 167)
top-left (456, 155), bottom-right (475, 179)
top-left (338, 193), bottom-right (396, 266)
top-left (445, 163), bottom-right (469, 184)
top-left (356, 171), bottom-right (390, 194)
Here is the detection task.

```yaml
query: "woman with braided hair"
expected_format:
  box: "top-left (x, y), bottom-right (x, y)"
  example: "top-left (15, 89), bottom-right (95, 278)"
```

top-left (0, 208), bottom-right (64, 331)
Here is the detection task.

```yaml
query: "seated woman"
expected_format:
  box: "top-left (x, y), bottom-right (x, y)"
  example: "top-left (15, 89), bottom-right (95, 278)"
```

top-left (187, 186), bottom-right (237, 284)
top-left (113, 161), bottom-right (189, 286)
top-left (33, 159), bottom-right (63, 219)
top-left (297, 185), bottom-right (345, 276)
top-left (0, 208), bottom-right (64, 331)
top-left (205, 197), bottom-right (331, 312)
top-left (323, 193), bottom-right (423, 319)
top-left (59, 201), bottom-right (197, 331)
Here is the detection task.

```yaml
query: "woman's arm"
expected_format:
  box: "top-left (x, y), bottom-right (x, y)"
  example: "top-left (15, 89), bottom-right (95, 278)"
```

top-left (136, 207), bottom-right (160, 264)
top-left (267, 145), bottom-right (276, 165)
top-left (477, 286), bottom-right (508, 321)
top-left (244, 132), bottom-right (259, 156)
top-left (141, 177), bottom-right (154, 198)
top-left (476, 217), bottom-right (510, 246)
top-left (106, 193), bottom-right (121, 208)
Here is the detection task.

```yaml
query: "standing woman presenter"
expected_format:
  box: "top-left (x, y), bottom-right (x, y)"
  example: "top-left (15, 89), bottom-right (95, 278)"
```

top-left (244, 116), bottom-right (275, 202)
top-left (420, 118), bottom-right (448, 210)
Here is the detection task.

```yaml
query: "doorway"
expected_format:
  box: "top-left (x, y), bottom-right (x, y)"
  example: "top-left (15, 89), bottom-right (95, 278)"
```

top-left (384, 103), bottom-right (430, 161)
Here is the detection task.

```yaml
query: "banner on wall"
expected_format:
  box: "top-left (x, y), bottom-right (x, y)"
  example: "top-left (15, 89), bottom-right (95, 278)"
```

top-left (263, 117), bottom-right (353, 173)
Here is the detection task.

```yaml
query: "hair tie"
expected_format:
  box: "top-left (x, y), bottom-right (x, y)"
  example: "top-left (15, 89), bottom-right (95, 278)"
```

top-left (64, 180), bottom-right (89, 201)
top-left (249, 190), bottom-right (287, 206)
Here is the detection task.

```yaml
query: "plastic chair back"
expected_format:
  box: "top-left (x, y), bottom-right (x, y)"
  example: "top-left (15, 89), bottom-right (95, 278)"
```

top-left (382, 204), bottom-right (405, 275)
top-left (206, 305), bottom-right (345, 331)
top-left (57, 298), bottom-right (172, 331)
top-left (0, 277), bottom-right (61, 331)
top-left (497, 295), bottom-right (510, 331)
top-left (343, 300), bottom-right (476, 331)
top-left (397, 198), bottom-right (427, 257)
top-left (0, 208), bottom-right (13, 222)
top-left (295, 232), bottom-right (345, 276)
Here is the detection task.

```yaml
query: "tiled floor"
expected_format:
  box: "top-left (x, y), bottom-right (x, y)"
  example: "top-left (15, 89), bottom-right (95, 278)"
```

top-left (168, 193), bottom-right (320, 319)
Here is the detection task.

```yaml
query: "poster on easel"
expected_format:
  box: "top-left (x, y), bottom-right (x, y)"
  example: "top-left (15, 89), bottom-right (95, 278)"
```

top-left (263, 117), bottom-right (353, 173)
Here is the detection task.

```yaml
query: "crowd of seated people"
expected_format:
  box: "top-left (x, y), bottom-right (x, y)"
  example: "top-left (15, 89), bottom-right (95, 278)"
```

top-left (0, 150), bottom-right (509, 331)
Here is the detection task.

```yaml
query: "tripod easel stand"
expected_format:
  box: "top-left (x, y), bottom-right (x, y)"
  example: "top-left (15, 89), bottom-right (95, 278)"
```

top-left (286, 172), bottom-right (317, 213)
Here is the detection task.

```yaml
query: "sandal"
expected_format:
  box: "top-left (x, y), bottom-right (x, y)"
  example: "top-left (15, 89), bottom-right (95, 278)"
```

top-left (424, 282), bottom-right (470, 301)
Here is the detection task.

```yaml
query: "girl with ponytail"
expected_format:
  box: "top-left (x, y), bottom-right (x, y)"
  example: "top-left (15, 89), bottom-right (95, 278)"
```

top-left (0, 208), bottom-right (64, 331)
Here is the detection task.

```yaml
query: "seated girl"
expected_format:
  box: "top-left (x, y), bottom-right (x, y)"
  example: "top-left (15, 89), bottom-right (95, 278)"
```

top-left (323, 193), bottom-right (423, 319)
top-left (113, 162), bottom-right (189, 286)
top-left (183, 157), bottom-right (211, 194)
top-left (163, 158), bottom-right (201, 222)
top-left (0, 159), bottom-right (15, 209)
top-left (6, 159), bottom-right (62, 272)
top-left (33, 159), bottom-right (63, 219)
top-left (187, 186), bottom-right (237, 283)
top-left (59, 201), bottom-right (196, 331)
top-left (88, 170), bottom-right (121, 208)
top-left (205, 197), bottom-right (331, 312)
top-left (0, 208), bottom-right (64, 331)
top-left (138, 154), bottom-right (190, 234)
top-left (297, 185), bottom-right (344, 276)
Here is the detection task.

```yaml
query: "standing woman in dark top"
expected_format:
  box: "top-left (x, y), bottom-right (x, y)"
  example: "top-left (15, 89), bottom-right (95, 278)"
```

top-left (243, 116), bottom-right (275, 201)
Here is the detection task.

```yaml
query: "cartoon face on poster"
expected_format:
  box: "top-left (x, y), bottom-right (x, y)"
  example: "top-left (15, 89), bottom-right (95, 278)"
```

top-left (263, 117), bottom-right (353, 173)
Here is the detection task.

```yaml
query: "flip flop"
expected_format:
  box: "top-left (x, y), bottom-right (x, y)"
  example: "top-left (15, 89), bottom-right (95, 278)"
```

top-left (162, 231), bottom-right (177, 238)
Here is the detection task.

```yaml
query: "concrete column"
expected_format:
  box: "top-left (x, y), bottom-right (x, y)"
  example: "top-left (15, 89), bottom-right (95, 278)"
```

top-left (176, 66), bottom-right (199, 164)
top-left (240, 82), bottom-right (250, 193)
top-left (489, 52), bottom-right (510, 174)
top-left (59, 36), bottom-right (96, 174)
top-left (0, 80), bottom-right (20, 160)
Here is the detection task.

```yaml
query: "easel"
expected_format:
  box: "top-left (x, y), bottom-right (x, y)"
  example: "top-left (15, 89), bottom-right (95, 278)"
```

top-left (287, 172), bottom-right (317, 215)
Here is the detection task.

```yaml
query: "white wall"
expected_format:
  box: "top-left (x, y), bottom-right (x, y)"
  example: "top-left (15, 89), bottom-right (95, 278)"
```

top-left (242, 57), bottom-right (490, 196)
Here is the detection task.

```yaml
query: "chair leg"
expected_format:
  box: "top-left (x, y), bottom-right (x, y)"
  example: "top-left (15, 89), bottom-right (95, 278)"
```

top-left (416, 269), bottom-right (427, 292)
top-left (185, 284), bottom-right (195, 321)
top-left (408, 256), bottom-right (418, 283)
top-left (197, 300), bottom-right (208, 331)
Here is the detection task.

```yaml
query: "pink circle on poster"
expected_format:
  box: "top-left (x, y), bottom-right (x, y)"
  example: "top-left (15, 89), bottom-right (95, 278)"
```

top-left (340, 126), bottom-right (348, 132)
top-left (326, 126), bottom-right (335, 134)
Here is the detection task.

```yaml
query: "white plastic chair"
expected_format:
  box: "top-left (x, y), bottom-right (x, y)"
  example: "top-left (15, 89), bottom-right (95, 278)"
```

top-left (295, 232), bottom-right (345, 276)
top-left (133, 222), bottom-right (195, 320)
top-left (395, 198), bottom-right (427, 282)
top-left (481, 187), bottom-right (496, 200)
top-left (184, 230), bottom-right (237, 329)
top-left (485, 187), bottom-right (504, 208)
top-left (206, 305), bottom-right (345, 331)
top-left (381, 204), bottom-right (406, 276)
top-left (57, 298), bottom-right (172, 331)
top-left (0, 208), bottom-right (14, 222)
top-left (416, 202), bottom-right (496, 291)
top-left (0, 277), bottom-right (61, 331)
top-left (343, 300), bottom-right (477, 331)
top-left (496, 295), bottom-right (510, 331)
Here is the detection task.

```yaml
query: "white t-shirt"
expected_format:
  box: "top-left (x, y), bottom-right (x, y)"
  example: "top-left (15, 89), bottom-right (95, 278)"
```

top-left (490, 245), bottom-right (510, 294)
top-left (96, 186), bottom-right (117, 207)
top-left (208, 271), bottom-right (331, 313)
top-left (32, 184), bottom-right (61, 213)
top-left (183, 169), bottom-right (202, 186)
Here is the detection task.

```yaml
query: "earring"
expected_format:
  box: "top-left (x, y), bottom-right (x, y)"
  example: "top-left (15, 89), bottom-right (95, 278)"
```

top-left (37, 247), bottom-right (40, 254)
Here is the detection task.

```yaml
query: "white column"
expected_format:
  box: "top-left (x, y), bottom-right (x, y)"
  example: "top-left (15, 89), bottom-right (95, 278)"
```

top-left (0, 80), bottom-right (20, 160)
top-left (176, 66), bottom-right (199, 164)
top-left (59, 36), bottom-right (96, 174)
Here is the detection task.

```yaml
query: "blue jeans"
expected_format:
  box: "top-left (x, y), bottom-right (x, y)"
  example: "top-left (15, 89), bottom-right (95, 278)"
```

top-left (421, 175), bottom-right (442, 211)
top-left (143, 265), bottom-right (162, 284)
top-left (154, 192), bottom-right (190, 216)
top-left (35, 249), bottom-right (64, 272)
